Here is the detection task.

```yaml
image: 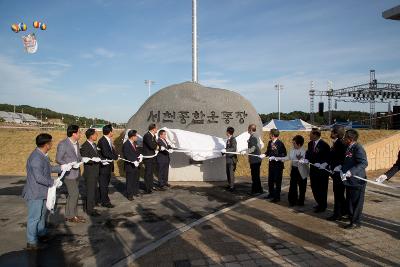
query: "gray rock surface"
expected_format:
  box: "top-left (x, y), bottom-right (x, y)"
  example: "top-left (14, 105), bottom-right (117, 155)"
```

top-left (126, 81), bottom-right (263, 181)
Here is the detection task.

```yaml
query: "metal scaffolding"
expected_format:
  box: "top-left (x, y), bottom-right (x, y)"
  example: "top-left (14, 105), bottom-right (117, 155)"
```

top-left (309, 70), bottom-right (400, 127)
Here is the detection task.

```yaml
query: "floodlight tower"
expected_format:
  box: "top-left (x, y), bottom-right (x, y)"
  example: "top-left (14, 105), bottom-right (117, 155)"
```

top-left (309, 81), bottom-right (315, 123)
top-left (327, 81), bottom-right (333, 125)
top-left (144, 80), bottom-right (155, 97)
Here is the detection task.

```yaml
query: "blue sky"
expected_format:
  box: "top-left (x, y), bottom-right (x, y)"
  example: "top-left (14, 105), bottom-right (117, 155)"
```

top-left (0, 0), bottom-right (399, 122)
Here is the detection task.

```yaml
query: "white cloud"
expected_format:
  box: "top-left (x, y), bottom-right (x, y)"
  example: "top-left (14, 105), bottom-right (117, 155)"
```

top-left (81, 47), bottom-right (117, 59)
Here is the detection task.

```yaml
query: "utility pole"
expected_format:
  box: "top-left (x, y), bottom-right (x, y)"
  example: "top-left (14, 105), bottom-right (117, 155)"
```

top-left (309, 81), bottom-right (315, 123)
top-left (274, 84), bottom-right (283, 120)
top-left (144, 80), bottom-right (155, 97)
top-left (192, 0), bottom-right (198, 83)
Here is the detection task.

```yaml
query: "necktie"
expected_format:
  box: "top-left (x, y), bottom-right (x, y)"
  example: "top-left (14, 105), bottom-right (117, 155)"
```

top-left (132, 142), bottom-right (136, 151)
top-left (313, 141), bottom-right (317, 152)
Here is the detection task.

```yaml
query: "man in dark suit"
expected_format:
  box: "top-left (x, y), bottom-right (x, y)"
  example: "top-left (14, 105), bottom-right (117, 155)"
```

top-left (122, 130), bottom-right (141, 200)
top-left (327, 125), bottom-right (347, 221)
top-left (305, 128), bottom-right (331, 213)
top-left (376, 150), bottom-right (400, 183)
top-left (80, 128), bottom-right (101, 217)
top-left (341, 129), bottom-right (368, 229)
top-left (157, 129), bottom-right (172, 190)
top-left (97, 124), bottom-right (118, 208)
top-left (222, 127), bottom-right (237, 191)
top-left (246, 124), bottom-right (263, 195)
top-left (143, 123), bottom-right (158, 193)
top-left (263, 128), bottom-right (287, 202)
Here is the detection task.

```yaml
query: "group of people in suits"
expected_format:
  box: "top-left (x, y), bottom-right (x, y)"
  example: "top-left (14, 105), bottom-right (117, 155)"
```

top-left (122, 124), bottom-right (172, 200)
top-left (22, 121), bottom-right (398, 250)
top-left (223, 124), bottom-right (371, 230)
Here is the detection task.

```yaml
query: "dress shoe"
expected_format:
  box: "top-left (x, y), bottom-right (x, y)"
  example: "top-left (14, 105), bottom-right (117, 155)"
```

top-left (26, 243), bottom-right (44, 250)
top-left (89, 211), bottom-right (101, 217)
top-left (313, 207), bottom-right (326, 213)
top-left (227, 187), bottom-right (235, 192)
top-left (297, 201), bottom-right (305, 206)
top-left (127, 196), bottom-right (134, 201)
top-left (166, 183), bottom-right (171, 187)
top-left (327, 215), bottom-right (340, 221)
top-left (343, 223), bottom-right (361, 229)
top-left (102, 203), bottom-right (115, 208)
top-left (270, 198), bottom-right (280, 203)
top-left (158, 186), bottom-right (166, 191)
top-left (66, 216), bottom-right (81, 223)
top-left (133, 193), bottom-right (142, 197)
top-left (265, 194), bottom-right (273, 199)
top-left (145, 190), bottom-right (153, 194)
top-left (38, 235), bottom-right (51, 243)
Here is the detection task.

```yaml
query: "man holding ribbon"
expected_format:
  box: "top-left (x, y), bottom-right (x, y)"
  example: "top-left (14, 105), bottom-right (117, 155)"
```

top-left (122, 130), bottom-right (142, 200)
top-left (23, 133), bottom-right (71, 250)
top-left (157, 129), bottom-right (173, 190)
top-left (143, 124), bottom-right (159, 194)
top-left (340, 129), bottom-right (368, 229)
top-left (80, 128), bottom-right (102, 217)
top-left (97, 124), bottom-right (118, 208)
top-left (56, 125), bottom-right (85, 223)
top-left (304, 128), bottom-right (331, 213)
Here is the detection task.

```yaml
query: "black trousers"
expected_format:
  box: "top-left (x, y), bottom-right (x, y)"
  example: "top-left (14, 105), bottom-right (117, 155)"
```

top-left (309, 166), bottom-right (329, 210)
top-left (226, 162), bottom-right (236, 188)
top-left (331, 172), bottom-right (347, 217)
top-left (126, 168), bottom-right (140, 198)
top-left (84, 175), bottom-right (99, 214)
top-left (346, 184), bottom-right (366, 224)
top-left (99, 166), bottom-right (112, 205)
top-left (268, 165), bottom-right (283, 200)
top-left (158, 162), bottom-right (169, 187)
top-left (288, 167), bottom-right (307, 205)
top-left (144, 159), bottom-right (155, 192)
top-left (250, 163), bottom-right (263, 193)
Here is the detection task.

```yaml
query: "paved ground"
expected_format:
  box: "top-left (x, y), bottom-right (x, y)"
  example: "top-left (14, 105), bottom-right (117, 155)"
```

top-left (0, 172), bottom-right (399, 267)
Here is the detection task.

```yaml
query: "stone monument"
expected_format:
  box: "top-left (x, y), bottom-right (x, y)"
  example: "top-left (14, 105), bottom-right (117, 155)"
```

top-left (125, 82), bottom-right (263, 181)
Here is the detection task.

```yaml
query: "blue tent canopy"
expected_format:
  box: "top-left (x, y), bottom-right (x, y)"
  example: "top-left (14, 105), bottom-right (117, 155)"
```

top-left (263, 119), bottom-right (316, 131)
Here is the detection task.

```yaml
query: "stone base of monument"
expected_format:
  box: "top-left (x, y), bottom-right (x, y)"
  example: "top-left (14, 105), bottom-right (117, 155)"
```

top-left (168, 153), bottom-right (226, 181)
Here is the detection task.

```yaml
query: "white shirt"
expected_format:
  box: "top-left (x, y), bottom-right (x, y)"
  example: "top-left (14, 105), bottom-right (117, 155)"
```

top-left (285, 148), bottom-right (306, 167)
top-left (104, 135), bottom-right (112, 149)
top-left (69, 138), bottom-right (78, 156)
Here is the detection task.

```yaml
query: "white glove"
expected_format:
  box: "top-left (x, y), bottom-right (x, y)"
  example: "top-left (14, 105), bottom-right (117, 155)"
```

top-left (240, 150), bottom-right (247, 155)
top-left (299, 159), bottom-right (309, 164)
top-left (72, 162), bottom-right (81, 169)
top-left (170, 143), bottom-right (176, 149)
top-left (92, 157), bottom-right (101, 162)
top-left (102, 162), bottom-right (110, 166)
top-left (319, 162), bottom-right (328, 169)
top-left (133, 161), bottom-right (139, 167)
top-left (221, 149), bottom-right (227, 153)
top-left (259, 154), bottom-right (266, 159)
top-left (313, 163), bottom-right (321, 168)
top-left (341, 170), bottom-right (351, 181)
top-left (269, 156), bottom-right (276, 161)
top-left (333, 165), bottom-right (342, 172)
top-left (82, 157), bottom-right (91, 163)
top-left (376, 174), bottom-right (388, 183)
top-left (168, 149), bottom-right (174, 154)
top-left (138, 154), bottom-right (144, 161)
top-left (160, 146), bottom-right (166, 151)
top-left (61, 164), bottom-right (72, 172)
top-left (54, 178), bottom-right (63, 188)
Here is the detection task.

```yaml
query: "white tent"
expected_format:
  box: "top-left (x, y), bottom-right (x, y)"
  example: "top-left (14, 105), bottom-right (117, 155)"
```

top-left (263, 119), bottom-right (316, 132)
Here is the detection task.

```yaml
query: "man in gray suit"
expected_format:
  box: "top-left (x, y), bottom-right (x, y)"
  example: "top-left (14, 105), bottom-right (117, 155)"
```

top-left (23, 133), bottom-right (71, 250)
top-left (340, 129), bottom-right (368, 229)
top-left (56, 125), bottom-right (85, 223)
top-left (246, 124), bottom-right (263, 195)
